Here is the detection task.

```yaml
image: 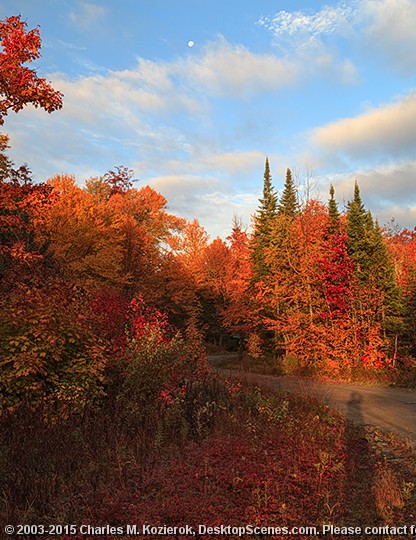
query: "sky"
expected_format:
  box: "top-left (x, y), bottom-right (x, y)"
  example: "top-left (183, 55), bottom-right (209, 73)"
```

top-left (2, 0), bottom-right (416, 238)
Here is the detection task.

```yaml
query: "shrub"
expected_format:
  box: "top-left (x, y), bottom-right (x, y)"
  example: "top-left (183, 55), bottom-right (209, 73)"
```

top-left (0, 281), bottom-right (106, 416)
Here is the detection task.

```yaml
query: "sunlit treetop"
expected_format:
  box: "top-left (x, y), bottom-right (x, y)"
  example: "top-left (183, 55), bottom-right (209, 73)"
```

top-left (0, 15), bottom-right (63, 125)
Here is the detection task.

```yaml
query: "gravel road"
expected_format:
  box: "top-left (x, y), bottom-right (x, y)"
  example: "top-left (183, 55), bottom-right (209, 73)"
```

top-left (209, 355), bottom-right (416, 445)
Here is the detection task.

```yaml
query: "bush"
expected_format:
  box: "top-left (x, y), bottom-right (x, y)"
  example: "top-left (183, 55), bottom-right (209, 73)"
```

top-left (0, 281), bottom-right (106, 416)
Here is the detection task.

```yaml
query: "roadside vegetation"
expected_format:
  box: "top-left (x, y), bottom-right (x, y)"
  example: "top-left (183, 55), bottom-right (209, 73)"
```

top-left (2, 367), bottom-right (416, 539)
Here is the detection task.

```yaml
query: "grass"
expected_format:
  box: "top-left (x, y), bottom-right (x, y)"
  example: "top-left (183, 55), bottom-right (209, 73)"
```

top-left (1, 373), bottom-right (415, 539)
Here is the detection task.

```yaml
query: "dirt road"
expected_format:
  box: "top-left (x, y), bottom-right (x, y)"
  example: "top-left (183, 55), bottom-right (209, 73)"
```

top-left (210, 356), bottom-right (416, 444)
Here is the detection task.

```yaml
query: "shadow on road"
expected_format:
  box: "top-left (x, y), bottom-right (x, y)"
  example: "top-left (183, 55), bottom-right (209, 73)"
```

top-left (342, 392), bottom-right (378, 527)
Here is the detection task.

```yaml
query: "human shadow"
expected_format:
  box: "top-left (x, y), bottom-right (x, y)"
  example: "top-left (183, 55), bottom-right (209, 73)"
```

top-left (341, 392), bottom-right (379, 529)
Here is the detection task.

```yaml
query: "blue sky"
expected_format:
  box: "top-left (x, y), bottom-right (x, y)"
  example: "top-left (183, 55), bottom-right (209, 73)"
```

top-left (2, 0), bottom-right (416, 238)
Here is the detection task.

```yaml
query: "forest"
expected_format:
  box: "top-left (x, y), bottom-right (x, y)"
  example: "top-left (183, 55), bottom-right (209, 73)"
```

top-left (1, 14), bottom-right (416, 535)
top-left (3, 144), bottom-right (416, 412)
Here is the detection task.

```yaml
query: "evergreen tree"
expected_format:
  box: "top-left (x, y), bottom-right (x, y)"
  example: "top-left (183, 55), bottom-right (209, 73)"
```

top-left (256, 158), bottom-right (277, 230)
top-left (322, 184), bottom-right (353, 320)
top-left (347, 182), bottom-right (397, 293)
top-left (346, 181), bottom-right (401, 363)
top-left (250, 158), bottom-right (277, 279)
top-left (277, 168), bottom-right (299, 217)
top-left (346, 181), bottom-right (368, 281)
top-left (327, 184), bottom-right (340, 234)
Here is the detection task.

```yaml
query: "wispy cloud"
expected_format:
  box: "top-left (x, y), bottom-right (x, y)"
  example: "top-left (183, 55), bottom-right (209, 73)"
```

top-left (257, 3), bottom-right (359, 84)
top-left (258, 3), bottom-right (356, 42)
top-left (69, 1), bottom-right (108, 30)
top-left (178, 37), bottom-right (298, 98)
top-left (148, 173), bottom-right (259, 238)
top-left (259, 0), bottom-right (416, 76)
top-left (326, 160), bottom-right (416, 205)
top-left (8, 32), bottom-right (358, 185)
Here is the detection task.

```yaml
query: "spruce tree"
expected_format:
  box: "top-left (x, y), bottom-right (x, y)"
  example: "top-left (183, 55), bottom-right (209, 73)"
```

top-left (346, 181), bottom-right (401, 359)
top-left (327, 184), bottom-right (340, 233)
top-left (250, 158), bottom-right (277, 279)
top-left (346, 180), bottom-right (367, 281)
top-left (277, 168), bottom-right (299, 217)
top-left (368, 218), bottom-right (402, 330)
top-left (347, 183), bottom-right (395, 289)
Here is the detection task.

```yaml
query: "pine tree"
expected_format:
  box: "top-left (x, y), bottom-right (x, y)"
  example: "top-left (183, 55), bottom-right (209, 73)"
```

top-left (250, 158), bottom-right (277, 279)
top-left (277, 168), bottom-right (299, 217)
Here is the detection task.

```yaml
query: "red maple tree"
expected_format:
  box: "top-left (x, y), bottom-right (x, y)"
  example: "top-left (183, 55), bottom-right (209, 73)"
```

top-left (0, 15), bottom-right (63, 124)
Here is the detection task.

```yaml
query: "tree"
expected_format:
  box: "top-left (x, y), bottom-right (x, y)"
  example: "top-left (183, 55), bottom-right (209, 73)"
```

top-left (0, 133), bottom-right (32, 184)
top-left (172, 218), bottom-right (209, 280)
top-left (222, 217), bottom-right (252, 332)
top-left (0, 279), bottom-right (106, 413)
top-left (277, 168), bottom-right (299, 217)
top-left (257, 158), bottom-right (277, 224)
top-left (346, 181), bottom-right (367, 279)
top-left (102, 165), bottom-right (137, 196)
top-left (387, 228), bottom-right (416, 357)
top-left (250, 158), bottom-right (277, 279)
top-left (320, 186), bottom-right (353, 320)
top-left (327, 183), bottom-right (340, 233)
top-left (0, 171), bottom-right (54, 284)
top-left (264, 200), bottom-right (328, 364)
top-left (197, 238), bottom-right (231, 347)
top-left (0, 15), bottom-right (63, 124)
top-left (346, 181), bottom-right (401, 367)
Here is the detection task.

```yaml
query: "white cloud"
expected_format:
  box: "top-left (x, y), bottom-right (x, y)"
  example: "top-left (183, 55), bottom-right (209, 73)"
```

top-left (356, 161), bottom-right (416, 207)
top-left (48, 36), bottom-right (302, 127)
top-left (311, 92), bottom-right (416, 160)
top-left (376, 206), bottom-right (416, 230)
top-left (5, 34), bottom-right (317, 193)
top-left (178, 37), bottom-right (298, 98)
top-left (148, 174), bottom-right (221, 197)
top-left (328, 160), bottom-right (416, 204)
top-left (363, 0), bottom-right (416, 74)
top-left (116, 59), bottom-right (173, 94)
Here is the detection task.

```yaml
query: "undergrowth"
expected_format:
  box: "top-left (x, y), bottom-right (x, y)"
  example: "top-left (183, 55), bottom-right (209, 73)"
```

top-left (1, 372), bottom-right (415, 540)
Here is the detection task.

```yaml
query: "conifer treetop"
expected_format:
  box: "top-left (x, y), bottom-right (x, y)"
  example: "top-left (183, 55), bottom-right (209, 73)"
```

top-left (277, 167), bottom-right (299, 217)
top-left (257, 157), bottom-right (277, 222)
top-left (327, 183), bottom-right (340, 232)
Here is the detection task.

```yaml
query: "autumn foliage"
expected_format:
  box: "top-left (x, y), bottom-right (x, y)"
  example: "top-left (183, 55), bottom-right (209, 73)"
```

top-left (0, 16), bottom-right (63, 124)
top-left (1, 159), bottom-right (416, 412)
top-left (243, 164), bottom-right (415, 379)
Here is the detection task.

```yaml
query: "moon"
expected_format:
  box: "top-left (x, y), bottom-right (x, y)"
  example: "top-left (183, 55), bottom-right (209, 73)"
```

top-left (187, 40), bottom-right (195, 48)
